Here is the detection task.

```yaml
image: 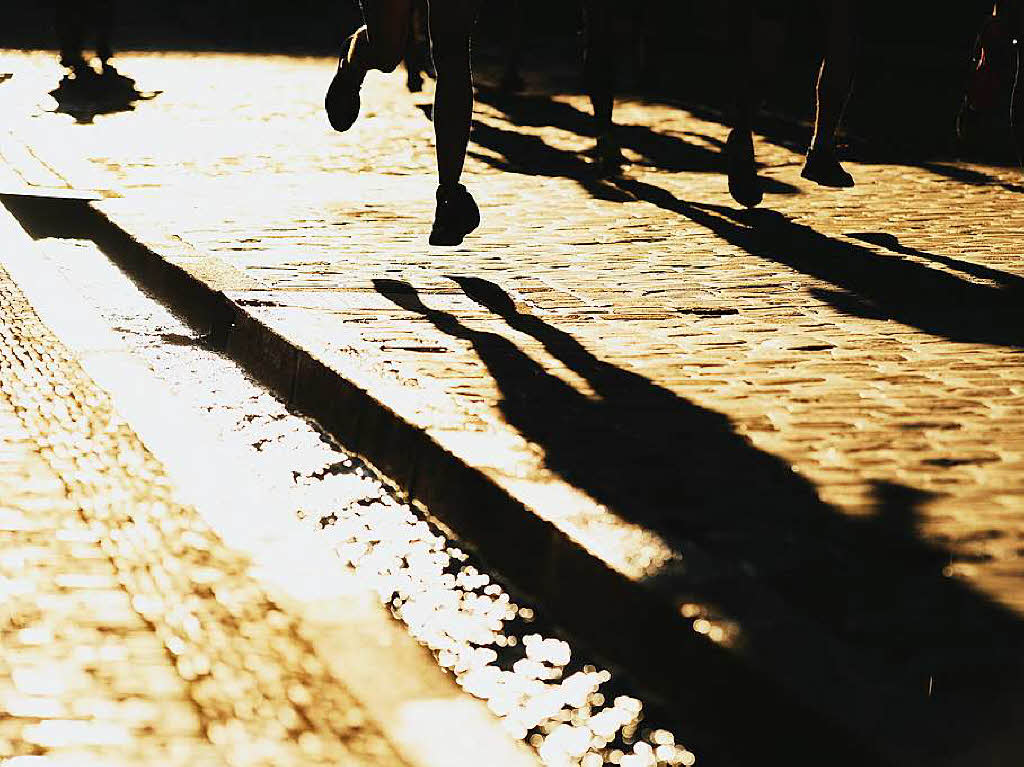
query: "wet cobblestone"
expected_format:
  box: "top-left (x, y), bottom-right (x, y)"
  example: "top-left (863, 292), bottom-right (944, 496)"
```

top-left (2, 48), bottom-right (1024, 763)
top-left (0, 266), bottom-right (400, 765)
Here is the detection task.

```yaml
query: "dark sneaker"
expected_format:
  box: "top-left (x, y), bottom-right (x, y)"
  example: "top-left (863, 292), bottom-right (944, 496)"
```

top-left (594, 133), bottom-right (625, 171)
top-left (725, 128), bottom-right (763, 208)
top-left (429, 184), bottom-right (480, 246)
top-left (405, 70), bottom-right (424, 93)
top-left (325, 37), bottom-right (363, 132)
top-left (801, 148), bottom-right (855, 187)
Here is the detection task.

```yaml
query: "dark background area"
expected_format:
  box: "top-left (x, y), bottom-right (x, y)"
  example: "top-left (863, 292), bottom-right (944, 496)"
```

top-left (1, 1), bottom-right (1011, 160)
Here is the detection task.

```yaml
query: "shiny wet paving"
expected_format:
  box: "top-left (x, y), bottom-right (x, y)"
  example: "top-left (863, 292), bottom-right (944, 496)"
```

top-left (2, 202), bottom-right (697, 766)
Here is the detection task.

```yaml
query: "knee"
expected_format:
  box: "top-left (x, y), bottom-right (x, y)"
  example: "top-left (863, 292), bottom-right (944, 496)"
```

top-left (430, 34), bottom-right (470, 76)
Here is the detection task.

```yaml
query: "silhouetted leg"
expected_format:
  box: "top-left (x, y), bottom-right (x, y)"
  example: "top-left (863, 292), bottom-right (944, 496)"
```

top-left (582, 0), bottom-right (622, 168)
top-left (95, 0), bottom-right (115, 69)
top-left (56, 0), bottom-right (87, 70)
top-left (403, 0), bottom-right (428, 92)
top-left (499, 0), bottom-right (524, 92)
top-left (1005, 0), bottom-right (1024, 165)
top-left (355, 0), bottom-right (414, 73)
top-left (428, 0), bottom-right (475, 188)
top-left (326, 0), bottom-right (412, 132)
top-left (427, 0), bottom-right (480, 245)
top-left (802, 0), bottom-right (856, 187)
top-left (725, 0), bottom-right (762, 207)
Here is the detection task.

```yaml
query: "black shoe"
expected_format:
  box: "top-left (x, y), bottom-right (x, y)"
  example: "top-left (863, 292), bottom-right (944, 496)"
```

top-left (593, 133), bottom-right (625, 173)
top-left (801, 148), bottom-right (855, 187)
top-left (725, 128), bottom-right (763, 208)
top-left (429, 184), bottom-right (480, 246)
top-left (326, 36), bottom-right (363, 132)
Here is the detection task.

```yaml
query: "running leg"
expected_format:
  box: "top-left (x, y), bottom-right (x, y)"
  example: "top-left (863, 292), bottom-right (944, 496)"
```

top-left (582, 0), bottom-right (622, 168)
top-left (428, 0), bottom-right (481, 245)
top-left (326, 0), bottom-right (412, 132)
top-left (56, 0), bottom-right (87, 71)
top-left (95, 0), bottom-right (114, 70)
top-left (725, 0), bottom-right (763, 207)
top-left (802, 0), bottom-right (856, 186)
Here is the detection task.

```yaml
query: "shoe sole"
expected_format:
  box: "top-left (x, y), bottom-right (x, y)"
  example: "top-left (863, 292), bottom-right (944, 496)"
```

top-left (800, 167), bottom-right (855, 188)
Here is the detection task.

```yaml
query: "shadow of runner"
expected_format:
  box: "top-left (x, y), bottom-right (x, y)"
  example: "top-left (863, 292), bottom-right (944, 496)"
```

top-left (374, 276), bottom-right (1024, 765)
top-left (612, 177), bottom-right (1024, 348)
top-left (48, 64), bottom-right (159, 124)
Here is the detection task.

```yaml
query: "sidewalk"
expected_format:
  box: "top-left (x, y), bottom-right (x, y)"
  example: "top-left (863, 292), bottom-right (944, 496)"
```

top-left (3, 49), bottom-right (1024, 764)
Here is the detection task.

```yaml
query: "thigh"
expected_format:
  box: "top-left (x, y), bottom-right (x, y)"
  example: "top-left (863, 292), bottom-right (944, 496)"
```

top-left (427, 0), bottom-right (478, 47)
top-left (360, 0), bottom-right (414, 56)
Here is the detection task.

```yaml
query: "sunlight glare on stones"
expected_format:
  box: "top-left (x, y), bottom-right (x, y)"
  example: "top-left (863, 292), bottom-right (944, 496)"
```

top-left (312, 487), bottom-right (695, 767)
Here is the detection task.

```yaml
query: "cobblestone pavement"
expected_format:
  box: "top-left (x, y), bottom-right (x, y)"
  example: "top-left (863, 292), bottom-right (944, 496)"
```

top-left (0, 262), bottom-right (406, 764)
top-left (2, 49), bottom-right (1024, 762)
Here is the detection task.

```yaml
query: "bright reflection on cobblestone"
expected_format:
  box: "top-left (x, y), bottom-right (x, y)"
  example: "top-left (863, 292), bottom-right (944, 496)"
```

top-left (33, 235), bottom-right (696, 767)
top-left (303, 472), bottom-right (694, 767)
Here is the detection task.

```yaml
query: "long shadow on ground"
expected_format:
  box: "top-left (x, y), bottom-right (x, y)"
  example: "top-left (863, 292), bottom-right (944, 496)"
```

top-left (456, 93), bottom-right (800, 199)
top-left (474, 85), bottom-right (1024, 191)
top-left (610, 177), bottom-right (1024, 348)
top-left (375, 276), bottom-right (1024, 766)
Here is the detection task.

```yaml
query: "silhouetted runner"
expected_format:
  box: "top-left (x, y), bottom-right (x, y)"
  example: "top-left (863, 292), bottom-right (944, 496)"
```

top-left (726, 0), bottom-right (856, 207)
top-left (56, 0), bottom-right (115, 73)
top-left (326, 0), bottom-right (480, 246)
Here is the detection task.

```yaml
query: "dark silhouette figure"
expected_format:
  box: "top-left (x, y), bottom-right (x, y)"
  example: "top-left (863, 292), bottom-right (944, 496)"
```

top-left (326, 0), bottom-right (481, 246)
top-left (374, 275), bottom-right (1024, 764)
top-left (959, 1), bottom-right (1024, 167)
top-left (401, 0), bottom-right (432, 93)
top-left (494, 0), bottom-right (672, 170)
top-left (55, 0), bottom-right (115, 72)
top-left (726, 0), bottom-right (856, 207)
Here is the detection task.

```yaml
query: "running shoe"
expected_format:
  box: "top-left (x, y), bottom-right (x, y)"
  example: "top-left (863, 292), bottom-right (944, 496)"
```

top-left (326, 35), bottom-right (363, 132)
top-left (801, 148), bottom-right (855, 187)
top-left (429, 184), bottom-right (480, 246)
top-left (725, 128), bottom-right (763, 208)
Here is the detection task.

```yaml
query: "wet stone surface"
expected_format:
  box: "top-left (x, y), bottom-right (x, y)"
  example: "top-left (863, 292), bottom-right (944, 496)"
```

top-left (0, 265), bottom-right (399, 766)
top-left (2, 47), bottom-right (1024, 763)
top-left (6, 215), bottom-right (698, 767)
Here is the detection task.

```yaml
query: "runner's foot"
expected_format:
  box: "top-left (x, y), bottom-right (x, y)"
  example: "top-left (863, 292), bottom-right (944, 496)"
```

top-left (326, 33), bottom-right (365, 132)
top-left (430, 184), bottom-right (480, 246)
top-left (594, 133), bottom-right (625, 171)
top-left (801, 147), bottom-right (855, 187)
top-left (725, 128), bottom-right (763, 208)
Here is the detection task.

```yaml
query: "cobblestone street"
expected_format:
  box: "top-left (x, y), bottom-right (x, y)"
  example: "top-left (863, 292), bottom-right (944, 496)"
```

top-left (1, 48), bottom-right (1023, 765)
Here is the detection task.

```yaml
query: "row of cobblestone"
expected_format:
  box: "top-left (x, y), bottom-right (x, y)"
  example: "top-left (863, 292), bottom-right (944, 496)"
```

top-left (0, 264), bottom-right (401, 765)
top-left (2, 48), bottom-right (1023, 762)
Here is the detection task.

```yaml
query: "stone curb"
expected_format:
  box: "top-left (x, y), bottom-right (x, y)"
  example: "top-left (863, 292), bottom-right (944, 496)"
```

top-left (2, 192), bottom-right (897, 766)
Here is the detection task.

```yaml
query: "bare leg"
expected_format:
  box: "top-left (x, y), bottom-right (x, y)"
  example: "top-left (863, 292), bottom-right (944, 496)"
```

top-left (326, 0), bottom-right (412, 132)
top-left (95, 0), bottom-right (114, 68)
top-left (351, 0), bottom-right (414, 76)
top-left (428, 0), bottom-right (476, 188)
top-left (56, 0), bottom-right (87, 70)
top-left (809, 0), bottom-right (854, 153)
top-left (426, 0), bottom-right (480, 245)
top-left (802, 0), bottom-right (855, 186)
top-left (725, 0), bottom-right (762, 206)
top-left (582, 0), bottom-right (621, 167)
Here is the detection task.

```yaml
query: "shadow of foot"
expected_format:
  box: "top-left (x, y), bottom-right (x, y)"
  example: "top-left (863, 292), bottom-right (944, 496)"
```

top-left (49, 64), bottom-right (160, 124)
